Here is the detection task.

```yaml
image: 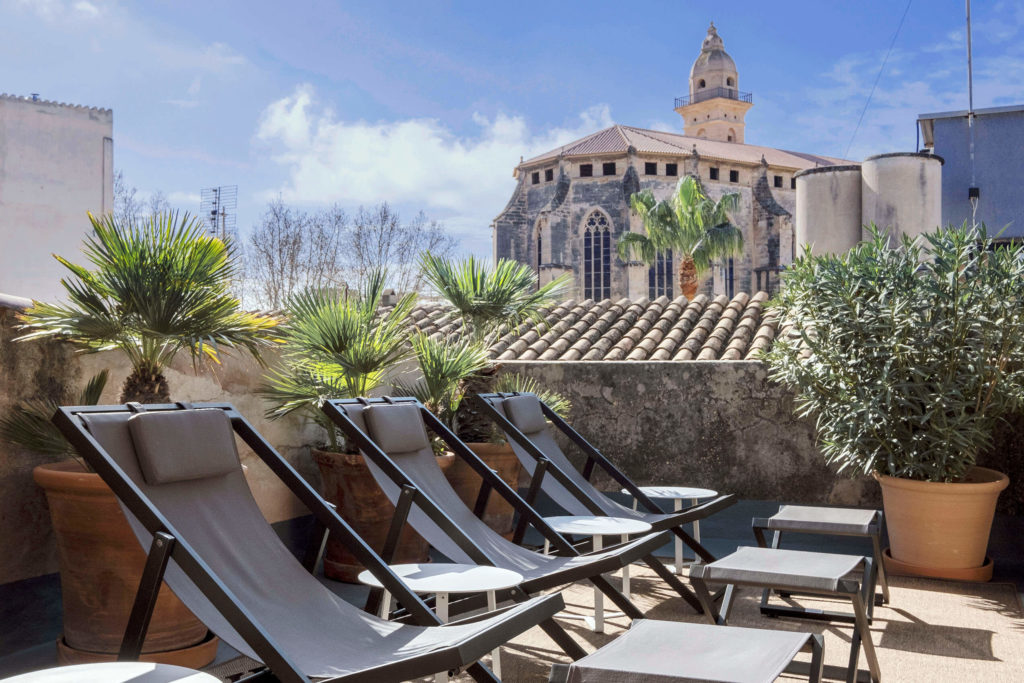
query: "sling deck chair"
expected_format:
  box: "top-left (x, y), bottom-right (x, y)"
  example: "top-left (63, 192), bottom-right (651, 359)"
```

top-left (52, 402), bottom-right (569, 683)
top-left (473, 393), bottom-right (734, 567)
top-left (321, 397), bottom-right (720, 620)
top-left (477, 393), bottom-right (883, 682)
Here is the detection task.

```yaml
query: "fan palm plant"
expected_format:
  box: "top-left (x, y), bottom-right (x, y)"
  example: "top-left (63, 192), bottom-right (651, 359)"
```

top-left (417, 254), bottom-right (571, 440)
top-left (17, 212), bottom-right (277, 403)
top-left (394, 333), bottom-right (490, 432)
top-left (618, 175), bottom-right (743, 299)
top-left (419, 253), bottom-right (570, 344)
top-left (0, 370), bottom-right (109, 470)
top-left (261, 268), bottom-right (416, 450)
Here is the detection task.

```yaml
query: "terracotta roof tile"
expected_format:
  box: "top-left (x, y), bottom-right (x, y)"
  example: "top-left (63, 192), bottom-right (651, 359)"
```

top-left (401, 292), bottom-right (777, 361)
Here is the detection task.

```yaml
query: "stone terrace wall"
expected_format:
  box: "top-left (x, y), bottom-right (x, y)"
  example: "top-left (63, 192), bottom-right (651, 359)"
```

top-left (498, 360), bottom-right (879, 506)
top-left (0, 298), bottom-right (320, 585)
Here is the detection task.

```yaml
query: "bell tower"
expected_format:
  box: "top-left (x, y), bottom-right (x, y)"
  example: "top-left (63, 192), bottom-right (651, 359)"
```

top-left (674, 23), bottom-right (753, 143)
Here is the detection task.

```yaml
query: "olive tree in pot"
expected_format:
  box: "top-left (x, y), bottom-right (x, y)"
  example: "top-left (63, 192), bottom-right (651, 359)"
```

top-left (410, 254), bottom-right (571, 535)
top-left (13, 212), bottom-right (277, 664)
top-left (259, 270), bottom-right (440, 582)
top-left (764, 224), bottom-right (1022, 581)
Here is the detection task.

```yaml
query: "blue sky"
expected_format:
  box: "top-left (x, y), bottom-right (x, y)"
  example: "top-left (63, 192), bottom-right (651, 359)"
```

top-left (4, 0), bottom-right (1024, 257)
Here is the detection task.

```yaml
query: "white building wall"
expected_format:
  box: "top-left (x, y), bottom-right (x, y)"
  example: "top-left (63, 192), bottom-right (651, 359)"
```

top-left (0, 95), bottom-right (113, 302)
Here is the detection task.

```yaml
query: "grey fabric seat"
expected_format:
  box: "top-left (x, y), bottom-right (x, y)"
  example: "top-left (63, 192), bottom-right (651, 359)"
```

top-left (56, 405), bottom-right (566, 683)
top-left (752, 505), bottom-right (890, 609)
top-left (474, 393), bottom-right (734, 562)
top-left (690, 548), bottom-right (881, 683)
top-left (760, 506), bottom-right (878, 536)
top-left (691, 547), bottom-right (863, 594)
top-left (562, 619), bottom-right (823, 683)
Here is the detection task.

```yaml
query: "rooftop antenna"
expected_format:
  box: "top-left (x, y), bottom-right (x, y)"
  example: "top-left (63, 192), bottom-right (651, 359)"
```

top-left (965, 0), bottom-right (980, 223)
top-left (200, 185), bottom-right (237, 241)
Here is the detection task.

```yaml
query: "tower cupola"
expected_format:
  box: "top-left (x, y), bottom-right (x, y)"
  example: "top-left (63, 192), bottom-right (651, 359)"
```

top-left (675, 22), bottom-right (753, 143)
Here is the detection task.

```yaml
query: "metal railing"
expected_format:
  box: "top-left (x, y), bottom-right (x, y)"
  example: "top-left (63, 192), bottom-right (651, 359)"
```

top-left (675, 88), bottom-right (753, 108)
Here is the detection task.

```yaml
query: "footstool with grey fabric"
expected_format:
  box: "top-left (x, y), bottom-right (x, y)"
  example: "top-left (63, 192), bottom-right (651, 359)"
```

top-left (752, 505), bottom-right (890, 614)
top-left (690, 547), bottom-right (881, 683)
top-left (548, 619), bottom-right (825, 683)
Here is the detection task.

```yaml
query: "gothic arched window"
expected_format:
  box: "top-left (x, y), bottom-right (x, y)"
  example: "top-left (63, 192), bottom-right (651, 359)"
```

top-left (649, 250), bottom-right (673, 298)
top-left (583, 211), bottom-right (612, 300)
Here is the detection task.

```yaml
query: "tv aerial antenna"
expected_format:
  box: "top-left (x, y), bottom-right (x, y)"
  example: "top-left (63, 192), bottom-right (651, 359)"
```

top-left (200, 185), bottom-right (237, 241)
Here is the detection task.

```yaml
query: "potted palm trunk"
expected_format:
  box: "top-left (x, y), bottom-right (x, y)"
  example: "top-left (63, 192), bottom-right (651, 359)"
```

top-left (260, 270), bottom-right (444, 582)
top-left (764, 224), bottom-right (1019, 581)
top-left (414, 255), bottom-right (571, 536)
top-left (13, 212), bottom-right (277, 663)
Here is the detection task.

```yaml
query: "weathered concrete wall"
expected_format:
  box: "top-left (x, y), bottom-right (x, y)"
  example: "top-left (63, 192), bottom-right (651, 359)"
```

top-left (0, 95), bottom-right (114, 302)
top-left (0, 300), bottom-right (320, 585)
top-left (498, 360), bottom-right (878, 506)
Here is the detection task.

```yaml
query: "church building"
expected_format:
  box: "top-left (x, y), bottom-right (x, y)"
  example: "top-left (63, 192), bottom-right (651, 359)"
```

top-left (492, 23), bottom-right (850, 299)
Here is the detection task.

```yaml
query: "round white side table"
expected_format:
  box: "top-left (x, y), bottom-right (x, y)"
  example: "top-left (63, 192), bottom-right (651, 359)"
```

top-left (542, 515), bottom-right (652, 633)
top-left (0, 663), bottom-right (218, 682)
top-left (625, 486), bottom-right (718, 574)
top-left (357, 563), bottom-right (523, 680)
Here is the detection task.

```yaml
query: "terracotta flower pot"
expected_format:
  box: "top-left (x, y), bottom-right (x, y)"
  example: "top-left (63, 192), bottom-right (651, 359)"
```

top-left (875, 466), bottom-right (1009, 581)
top-left (33, 462), bottom-right (216, 666)
top-left (445, 442), bottom-right (522, 539)
top-left (314, 449), bottom-right (455, 583)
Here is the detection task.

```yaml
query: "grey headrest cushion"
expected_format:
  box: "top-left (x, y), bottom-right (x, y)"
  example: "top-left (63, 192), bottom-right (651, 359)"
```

top-left (364, 404), bottom-right (431, 453)
top-left (504, 395), bottom-right (547, 434)
top-left (129, 409), bottom-right (240, 485)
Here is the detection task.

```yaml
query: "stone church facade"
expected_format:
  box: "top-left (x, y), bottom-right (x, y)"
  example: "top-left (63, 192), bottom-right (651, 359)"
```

top-left (492, 24), bottom-right (850, 300)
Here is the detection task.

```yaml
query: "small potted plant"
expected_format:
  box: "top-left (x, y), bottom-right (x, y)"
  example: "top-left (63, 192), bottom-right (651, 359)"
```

top-left (412, 254), bottom-right (571, 535)
top-left (14, 211), bottom-right (277, 663)
top-left (259, 269), bottom-right (443, 582)
top-left (764, 223), bottom-right (1020, 580)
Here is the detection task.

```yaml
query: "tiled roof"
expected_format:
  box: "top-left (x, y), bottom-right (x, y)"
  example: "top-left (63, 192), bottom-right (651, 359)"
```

top-left (407, 293), bottom-right (778, 362)
top-left (524, 124), bottom-right (850, 170)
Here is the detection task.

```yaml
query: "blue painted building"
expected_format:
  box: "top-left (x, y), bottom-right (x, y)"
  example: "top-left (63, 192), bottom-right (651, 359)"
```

top-left (918, 104), bottom-right (1024, 237)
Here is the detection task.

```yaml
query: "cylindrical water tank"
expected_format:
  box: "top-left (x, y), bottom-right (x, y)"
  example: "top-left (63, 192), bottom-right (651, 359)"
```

top-left (794, 165), bottom-right (863, 256)
top-left (861, 152), bottom-right (943, 242)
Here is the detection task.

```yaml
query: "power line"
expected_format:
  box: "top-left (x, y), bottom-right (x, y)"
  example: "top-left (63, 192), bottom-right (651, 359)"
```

top-left (843, 0), bottom-right (914, 158)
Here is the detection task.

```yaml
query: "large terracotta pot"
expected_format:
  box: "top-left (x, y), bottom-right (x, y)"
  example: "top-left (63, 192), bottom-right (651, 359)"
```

top-left (33, 462), bottom-right (217, 666)
top-left (875, 466), bottom-right (1009, 581)
top-left (445, 442), bottom-right (522, 539)
top-left (314, 449), bottom-right (455, 582)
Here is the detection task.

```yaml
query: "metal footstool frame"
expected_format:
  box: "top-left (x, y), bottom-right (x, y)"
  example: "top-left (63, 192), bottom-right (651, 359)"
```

top-left (690, 546), bottom-right (881, 683)
top-left (753, 506), bottom-right (890, 616)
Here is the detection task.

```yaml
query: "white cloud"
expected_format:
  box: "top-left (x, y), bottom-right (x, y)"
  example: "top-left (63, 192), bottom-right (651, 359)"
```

top-left (255, 84), bottom-right (613, 250)
top-left (168, 191), bottom-right (201, 205)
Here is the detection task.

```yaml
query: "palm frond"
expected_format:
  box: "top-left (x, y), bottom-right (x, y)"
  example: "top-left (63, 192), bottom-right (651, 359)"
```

top-left (17, 211), bottom-right (278, 375)
top-left (420, 254), bottom-right (568, 343)
top-left (396, 334), bottom-right (489, 427)
top-left (0, 370), bottom-right (109, 468)
top-left (492, 373), bottom-right (571, 419)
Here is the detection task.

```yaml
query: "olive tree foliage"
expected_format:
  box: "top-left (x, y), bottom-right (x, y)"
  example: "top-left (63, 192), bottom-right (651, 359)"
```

top-left (763, 223), bottom-right (1024, 483)
top-left (244, 200), bottom-right (456, 310)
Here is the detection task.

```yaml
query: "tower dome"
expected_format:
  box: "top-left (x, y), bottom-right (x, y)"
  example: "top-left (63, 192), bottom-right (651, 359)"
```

top-left (674, 22), bottom-right (752, 143)
top-left (689, 22), bottom-right (738, 96)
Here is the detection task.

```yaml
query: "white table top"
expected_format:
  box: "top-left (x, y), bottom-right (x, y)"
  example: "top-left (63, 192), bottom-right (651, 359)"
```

top-left (624, 486), bottom-right (718, 500)
top-left (0, 663), bottom-right (218, 683)
top-left (357, 563), bottom-right (524, 593)
top-left (544, 515), bottom-right (652, 536)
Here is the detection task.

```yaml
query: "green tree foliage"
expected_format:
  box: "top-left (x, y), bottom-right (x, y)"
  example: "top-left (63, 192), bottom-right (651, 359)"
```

top-left (763, 224), bottom-right (1024, 482)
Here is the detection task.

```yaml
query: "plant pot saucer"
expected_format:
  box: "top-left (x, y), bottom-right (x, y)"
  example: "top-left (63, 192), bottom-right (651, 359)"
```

top-left (56, 632), bottom-right (219, 667)
top-left (882, 548), bottom-right (994, 582)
